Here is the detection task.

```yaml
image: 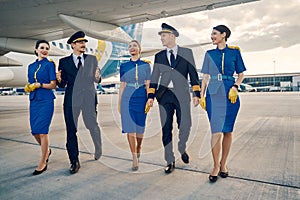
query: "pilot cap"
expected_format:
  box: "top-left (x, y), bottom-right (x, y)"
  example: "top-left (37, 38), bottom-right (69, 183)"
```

top-left (67, 31), bottom-right (88, 44)
top-left (158, 23), bottom-right (179, 37)
top-left (213, 25), bottom-right (231, 39)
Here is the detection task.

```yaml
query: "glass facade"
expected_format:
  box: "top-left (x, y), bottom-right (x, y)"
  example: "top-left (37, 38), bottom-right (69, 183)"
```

top-left (241, 74), bottom-right (300, 91)
top-left (243, 76), bottom-right (293, 87)
top-left (199, 73), bottom-right (300, 91)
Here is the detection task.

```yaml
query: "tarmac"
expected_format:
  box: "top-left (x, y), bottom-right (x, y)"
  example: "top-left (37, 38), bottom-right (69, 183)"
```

top-left (0, 92), bottom-right (299, 200)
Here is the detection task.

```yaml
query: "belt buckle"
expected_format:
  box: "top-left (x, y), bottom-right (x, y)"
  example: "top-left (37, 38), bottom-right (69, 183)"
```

top-left (217, 74), bottom-right (222, 81)
top-left (135, 82), bottom-right (139, 89)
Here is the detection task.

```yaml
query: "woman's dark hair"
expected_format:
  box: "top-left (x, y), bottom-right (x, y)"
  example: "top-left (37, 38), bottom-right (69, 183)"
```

top-left (34, 40), bottom-right (50, 56)
top-left (213, 25), bottom-right (231, 41)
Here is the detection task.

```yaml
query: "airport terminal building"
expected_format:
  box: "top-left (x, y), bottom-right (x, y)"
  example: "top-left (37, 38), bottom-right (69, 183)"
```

top-left (242, 73), bottom-right (300, 92)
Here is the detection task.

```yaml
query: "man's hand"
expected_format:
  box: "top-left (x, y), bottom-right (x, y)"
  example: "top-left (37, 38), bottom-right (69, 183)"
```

top-left (193, 97), bottom-right (199, 107)
top-left (145, 98), bottom-right (154, 113)
top-left (147, 98), bottom-right (154, 107)
top-left (56, 70), bottom-right (62, 83)
top-left (95, 68), bottom-right (101, 80)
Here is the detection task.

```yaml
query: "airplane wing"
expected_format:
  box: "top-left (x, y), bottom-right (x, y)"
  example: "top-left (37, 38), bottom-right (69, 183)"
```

top-left (0, 0), bottom-right (259, 50)
top-left (0, 48), bottom-right (9, 56)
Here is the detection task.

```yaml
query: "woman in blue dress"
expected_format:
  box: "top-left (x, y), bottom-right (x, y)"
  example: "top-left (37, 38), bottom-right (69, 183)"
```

top-left (118, 40), bottom-right (151, 171)
top-left (25, 40), bottom-right (57, 175)
top-left (200, 25), bottom-right (246, 182)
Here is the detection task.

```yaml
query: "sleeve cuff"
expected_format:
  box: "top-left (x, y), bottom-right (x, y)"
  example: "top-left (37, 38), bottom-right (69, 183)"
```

top-left (192, 85), bottom-right (200, 91)
top-left (193, 91), bottom-right (200, 98)
top-left (148, 93), bottom-right (155, 99)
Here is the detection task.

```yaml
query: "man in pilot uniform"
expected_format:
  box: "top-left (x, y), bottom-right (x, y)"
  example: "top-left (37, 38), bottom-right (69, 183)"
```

top-left (56, 31), bottom-right (102, 174)
top-left (147, 23), bottom-right (200, 174)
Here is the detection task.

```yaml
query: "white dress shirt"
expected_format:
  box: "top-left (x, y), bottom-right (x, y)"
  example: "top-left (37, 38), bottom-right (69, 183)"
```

top-left (166, 45), bottom-right (178, 88)
top-left (166, 45), bottom-right (178, 66)
top-left (72, 53), bottom-right (84, 68)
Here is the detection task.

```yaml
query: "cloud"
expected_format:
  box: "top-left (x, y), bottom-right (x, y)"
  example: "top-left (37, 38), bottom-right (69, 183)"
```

top-left (144, 0), bottom-right (300, 52)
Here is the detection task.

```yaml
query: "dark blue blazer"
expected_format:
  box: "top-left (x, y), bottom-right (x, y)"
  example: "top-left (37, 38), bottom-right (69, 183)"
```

top-left (149, 46), bottom-right (200, 102)
top-left (57, 54), bottom-right (99, 106)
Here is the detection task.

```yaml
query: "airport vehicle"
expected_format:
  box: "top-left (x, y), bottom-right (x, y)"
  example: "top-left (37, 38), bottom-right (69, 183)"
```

top-left (239, 83), bottom-right (257, 92)
top-left (0, 88), bottom-right (14, 95)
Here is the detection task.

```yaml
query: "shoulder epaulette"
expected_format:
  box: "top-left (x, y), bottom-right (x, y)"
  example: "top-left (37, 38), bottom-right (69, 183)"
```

top-left (228, 45), bottom-right (240, 51)
top-left (49, 58), bottom-right (56, 67)
top-left (142, 59), bottom-right (152, 64)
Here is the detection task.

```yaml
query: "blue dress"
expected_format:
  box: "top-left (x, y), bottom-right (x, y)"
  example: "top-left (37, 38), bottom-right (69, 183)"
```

top-left (28, 58), bottom-right (56, 135)
top-left (201, 45), bottom-right (246, 133)
top-left (120, 59), bottom-right (151, 134)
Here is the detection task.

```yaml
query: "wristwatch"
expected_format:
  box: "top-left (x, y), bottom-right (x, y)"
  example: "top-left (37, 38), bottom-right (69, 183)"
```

top-left (40, 83), bottom-right (43, 88)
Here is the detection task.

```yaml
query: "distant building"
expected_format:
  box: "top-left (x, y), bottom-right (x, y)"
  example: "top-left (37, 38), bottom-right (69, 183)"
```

top-left (198, 72), bottom-right (300, 92)
top-left (243, 73), bottom-right (300, 91)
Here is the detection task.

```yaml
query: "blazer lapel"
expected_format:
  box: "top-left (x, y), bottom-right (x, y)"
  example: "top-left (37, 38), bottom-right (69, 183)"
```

top-left (65, 54), bottom-right (79, 80)
top-left (162, 50), bottom-right (170, 67)
top-left (82, 54), bottom-right (88, 75)
top-left (67, 54), bottom-right (77, 71)
top-left (173, 46), bottom-right (182, 69)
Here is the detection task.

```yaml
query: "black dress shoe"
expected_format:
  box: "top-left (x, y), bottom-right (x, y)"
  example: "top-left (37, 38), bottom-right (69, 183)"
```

top-left (164, 162), bottom-right (175, 174)
top-left (209, 175), bottom-right (218, 183)
top-left (94, 150), bottom-right (102, 160)
top-left (219, 171), bottom-right (229, 178)
top-left (46, 148), bottom-right (52, 163)
top-left (94, 154), bottom-right (101, 160)
top-left (181, 152), bottom-right (189, 164)
top-left (131, 166), bottom-right (139, 171)
top-left (70, 161), bottom-right (80, 174)
top-left (33, 165), bottom-right (47, 175)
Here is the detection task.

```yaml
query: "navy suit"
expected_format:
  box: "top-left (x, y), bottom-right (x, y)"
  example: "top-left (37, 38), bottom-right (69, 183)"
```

top-left (58, 54), bottom-right (102, 164)
top-left (149, 46), bottom-right (200, 164)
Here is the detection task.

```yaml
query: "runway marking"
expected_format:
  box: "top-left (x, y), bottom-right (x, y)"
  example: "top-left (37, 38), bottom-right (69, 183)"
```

top-left (0, 136), bottom-right (299, 190)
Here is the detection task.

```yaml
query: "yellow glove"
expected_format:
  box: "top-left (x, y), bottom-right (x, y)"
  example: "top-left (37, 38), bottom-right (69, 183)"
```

top-left (200, 97), bottom-right (206, 111)
top-left (28, 83), bottom-right (39, 92)
top-left (144, 103), bottom-right (150, 114)
top-left (24, 83), bottom-right (39, 92)
top-left (24, 83), bottom-right (31, 92)
top-left (228, 88), bottom-right (238, 104)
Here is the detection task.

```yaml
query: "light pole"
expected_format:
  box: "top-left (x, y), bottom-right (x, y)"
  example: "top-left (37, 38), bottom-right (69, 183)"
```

top-left (273, 60), bottom-right (276, 86)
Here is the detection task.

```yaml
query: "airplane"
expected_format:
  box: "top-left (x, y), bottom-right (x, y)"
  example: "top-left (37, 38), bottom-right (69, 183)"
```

top-left (0, 0), bottom-right (259, 88)
top-left (0, 23), bottom-right (143, 87)
top-left (0, 22), bottom-right (210, 88)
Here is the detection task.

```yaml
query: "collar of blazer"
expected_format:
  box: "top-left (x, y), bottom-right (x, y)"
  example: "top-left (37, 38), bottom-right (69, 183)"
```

top-left (68, 53), bottom-right (88, 69)
top-left (70, 53), bottom-right (88, 60)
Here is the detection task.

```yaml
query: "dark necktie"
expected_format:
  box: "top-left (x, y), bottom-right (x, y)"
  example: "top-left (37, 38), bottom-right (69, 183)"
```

top-left (77, 56), bottom-right (82, 69)
top-left (169, 50), bottom-right (175, 68)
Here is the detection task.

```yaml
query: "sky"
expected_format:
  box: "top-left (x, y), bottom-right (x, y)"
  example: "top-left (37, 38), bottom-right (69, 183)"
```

top-left (142, 0), bottom-right (300, 75)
